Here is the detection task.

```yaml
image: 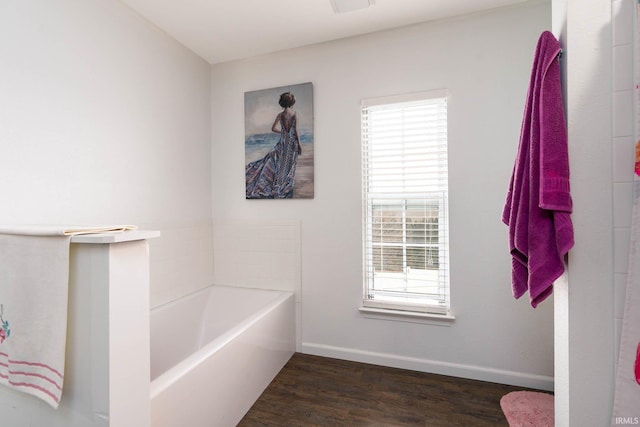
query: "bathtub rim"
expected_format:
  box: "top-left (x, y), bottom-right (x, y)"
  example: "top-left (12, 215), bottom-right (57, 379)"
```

top-left (149, 284), bottom-right (294, 400)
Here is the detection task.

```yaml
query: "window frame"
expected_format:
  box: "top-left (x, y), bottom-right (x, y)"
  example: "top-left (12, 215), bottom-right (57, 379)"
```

top-left (361, 89), bottom-right (451, 317)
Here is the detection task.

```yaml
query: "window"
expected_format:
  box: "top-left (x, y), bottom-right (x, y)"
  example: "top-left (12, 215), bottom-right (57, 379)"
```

top-left (361, 90), bottom-right (449, 315)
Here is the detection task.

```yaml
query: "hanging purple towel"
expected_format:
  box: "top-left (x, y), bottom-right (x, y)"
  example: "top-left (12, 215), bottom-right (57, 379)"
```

top-left (502, 31), bottom-right (574, 308)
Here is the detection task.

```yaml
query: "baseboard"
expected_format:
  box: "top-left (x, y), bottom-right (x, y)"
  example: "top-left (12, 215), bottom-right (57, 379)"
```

top-left (300, 342), bottom-right (554, 391)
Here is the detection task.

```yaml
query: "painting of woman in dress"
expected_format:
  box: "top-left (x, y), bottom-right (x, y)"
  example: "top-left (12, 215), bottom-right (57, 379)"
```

top-left (245, 82), bottom-right (314, 199)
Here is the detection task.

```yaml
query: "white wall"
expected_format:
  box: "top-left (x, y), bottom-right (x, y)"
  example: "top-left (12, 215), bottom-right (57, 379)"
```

top-left (553, 0), bottom-right (616, 425)
top-left (551, 2), bottom-right (570, 424)
top-left (211, 1), bottom-right (554, 388)
top-left (0, 0), bottom-right (213, 308)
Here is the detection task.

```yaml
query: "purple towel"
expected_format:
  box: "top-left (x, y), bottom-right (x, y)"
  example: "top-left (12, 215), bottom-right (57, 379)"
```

top-left (502, 31), bottom-right (574, 308)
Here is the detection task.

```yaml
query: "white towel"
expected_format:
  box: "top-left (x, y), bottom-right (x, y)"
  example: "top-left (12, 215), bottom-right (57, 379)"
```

top-left (0, 224), bottom-right (137, 236)
top-left (0, 225), bottom-right (136, 408)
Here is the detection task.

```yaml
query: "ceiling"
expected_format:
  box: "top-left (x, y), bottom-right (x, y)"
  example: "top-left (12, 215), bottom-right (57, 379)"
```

top-left (120, 0), bottom-right (532, 64)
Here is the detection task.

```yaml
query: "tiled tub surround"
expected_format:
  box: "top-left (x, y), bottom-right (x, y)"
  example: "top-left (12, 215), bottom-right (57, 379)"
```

top-left (146, 223), bottom-right (214, 308)
top-left (213, 220), bottom-right (302, 349)
top-left (612, 0), bottom-right (636, 357)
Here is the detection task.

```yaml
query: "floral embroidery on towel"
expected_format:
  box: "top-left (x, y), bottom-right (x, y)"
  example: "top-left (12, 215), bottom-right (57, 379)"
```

top-left (0, 304), bottom-right (10, 344)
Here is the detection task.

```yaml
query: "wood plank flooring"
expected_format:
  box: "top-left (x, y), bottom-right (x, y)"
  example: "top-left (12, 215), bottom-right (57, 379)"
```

top-left (239, 353), bottom-right (539, 426)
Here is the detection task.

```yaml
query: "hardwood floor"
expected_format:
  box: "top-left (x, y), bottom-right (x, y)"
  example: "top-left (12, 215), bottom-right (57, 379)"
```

top-left (239, 353), bottom-right (536, 426)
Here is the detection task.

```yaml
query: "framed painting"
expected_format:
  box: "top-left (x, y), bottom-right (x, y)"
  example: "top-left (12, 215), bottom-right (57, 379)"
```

top-left (244, 82), bottom-right (314, 199)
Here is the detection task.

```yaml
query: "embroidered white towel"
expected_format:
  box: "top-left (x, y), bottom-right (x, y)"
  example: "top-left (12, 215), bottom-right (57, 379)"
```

top-left (0, 233), bottom-right (71, 408)
top-left (0, 225), bottom-right (136, 408)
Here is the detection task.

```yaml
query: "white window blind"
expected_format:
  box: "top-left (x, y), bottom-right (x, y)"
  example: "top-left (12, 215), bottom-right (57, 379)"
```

top-left (361, 90), bottom-right (449, 314)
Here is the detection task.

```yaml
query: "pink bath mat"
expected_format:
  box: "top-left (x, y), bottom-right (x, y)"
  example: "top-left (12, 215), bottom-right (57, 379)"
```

top-left (500, 391), bottom-right (554, 427)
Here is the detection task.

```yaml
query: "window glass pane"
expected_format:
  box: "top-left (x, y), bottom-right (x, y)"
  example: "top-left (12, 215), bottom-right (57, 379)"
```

top-left (372, 203), bottom-right (403, 244)
top-left (406, 246), bottom-right (439, 270)
top-left (362, 93), bottom-right (449, 313)
top-left (372, 246), bottom-right (403, 273)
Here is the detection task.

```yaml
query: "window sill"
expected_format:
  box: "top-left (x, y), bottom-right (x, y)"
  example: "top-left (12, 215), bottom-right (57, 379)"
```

top-left (358, 306), bottom-right (456, 326)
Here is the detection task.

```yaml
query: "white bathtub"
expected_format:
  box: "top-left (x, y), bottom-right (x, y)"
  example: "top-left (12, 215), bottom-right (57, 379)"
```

top-left (149, 285), bottom-right (295, 427)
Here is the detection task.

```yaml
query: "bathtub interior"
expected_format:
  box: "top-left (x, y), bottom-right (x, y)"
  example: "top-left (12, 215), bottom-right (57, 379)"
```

top-left (150, 285), bottom-right (292, 381)
top-left (150, 288), bottom-right (205, 381)
top-left (149, 284), bottom-right (296, 427)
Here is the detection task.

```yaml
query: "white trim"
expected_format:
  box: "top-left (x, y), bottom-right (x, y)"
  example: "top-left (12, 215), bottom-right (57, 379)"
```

top-left (358, 306), bottom-right (455, 325)
top-left (361, 298), bottom-right (448, 314)
top-left (301, 342), bottom-right (554, 391)
top-left (70, 230), bottom-right (160, 244)
top-left (361, 89), bottom-right (448, 108)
